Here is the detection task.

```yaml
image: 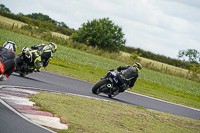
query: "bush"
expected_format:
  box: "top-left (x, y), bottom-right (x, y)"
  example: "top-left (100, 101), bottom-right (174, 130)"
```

top-left (71, 18), bottom-right (126, 52)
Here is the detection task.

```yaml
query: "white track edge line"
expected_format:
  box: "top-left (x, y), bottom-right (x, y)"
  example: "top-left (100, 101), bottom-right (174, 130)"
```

top-left (0, 85), bottom-right (110, 102)
top-left (0, 99), bottom-right (56, 133)
top-left (125, 91), bottom-right (200, 112)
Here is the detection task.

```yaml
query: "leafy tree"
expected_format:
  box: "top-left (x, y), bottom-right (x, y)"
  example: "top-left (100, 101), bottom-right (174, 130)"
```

top-left (25, 13), bottom-right (69, 29)
top-left (178, 49), bottom-right (200, 78)
top-left (71, 18), bottom-right (126, 52)
top-left (189, 64), bottom-right (200, 78)
top-left (178, 49), bottom-right (200, 64)
top-left (57, 21), bottom-right (69, 28)
top-left (26, 13), bottom-right (57, 24)
top-left (18, 12), bottom-right (24, 16)
top-left (0, 4), bottom-right (11, 12)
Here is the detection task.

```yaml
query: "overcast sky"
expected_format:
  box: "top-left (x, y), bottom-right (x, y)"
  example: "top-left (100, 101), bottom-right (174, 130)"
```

top-left (1, 0), bottom-right (200, 59)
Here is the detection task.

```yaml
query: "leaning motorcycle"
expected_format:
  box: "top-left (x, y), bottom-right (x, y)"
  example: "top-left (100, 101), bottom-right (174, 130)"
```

top-left (92, 70), bottom-right (124, 98)
top-left (14, 53), bottom-right (37, 77)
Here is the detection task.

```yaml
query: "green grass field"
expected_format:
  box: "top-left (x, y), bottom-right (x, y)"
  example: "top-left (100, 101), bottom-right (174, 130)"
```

top-left (0, 15), bottom-right (26, 27)
top-left (51, 31), bottom-right (70, 40)
top-left (30, 93), bottom-right (200, 133)
top-left (0, 28), bottom-right (199, 109)
top-left (121, 51), bottom-right (189, 76)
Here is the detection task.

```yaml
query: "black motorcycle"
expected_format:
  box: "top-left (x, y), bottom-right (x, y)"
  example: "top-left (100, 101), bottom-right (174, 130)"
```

top-left (92, 70), bottom-right (126, 98)
top-left (14, 52), bottom-right (39, 77)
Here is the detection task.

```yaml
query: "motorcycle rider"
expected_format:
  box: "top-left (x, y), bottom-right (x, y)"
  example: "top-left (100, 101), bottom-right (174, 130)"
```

top-left (0, 41), bottom-right (17, 81)
top-left (101, 62), bottom-right (142, 93)
top-left (117, 62), bottom-right (142, 92)
top-left (16, 47), bottom-right (42, 73)
top-left (31, 43), bottom-right (57, 67)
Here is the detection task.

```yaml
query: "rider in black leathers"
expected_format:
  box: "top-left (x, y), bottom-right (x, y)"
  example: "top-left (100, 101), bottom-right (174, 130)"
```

top-left (101, 62), bottom-right (142, 93)
top-left (0, 41), bottom-right (17, 81)
top-left (117, 62), bottom-right (142, 92)
top-left (15, 47), bottom-right (42, 73)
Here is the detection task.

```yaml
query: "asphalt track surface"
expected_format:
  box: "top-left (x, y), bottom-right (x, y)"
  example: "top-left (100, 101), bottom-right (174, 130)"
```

top-left (0, 99), bottom-right (54, 133)
top-left (1, 71), bottom-right (200, 133)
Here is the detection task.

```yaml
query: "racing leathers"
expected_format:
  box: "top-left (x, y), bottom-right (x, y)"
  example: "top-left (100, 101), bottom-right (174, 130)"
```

top-left (0, 46), bottom-right (16, 81)
top-left (117, 65), bottom-right (139, 92)
top-left (16, 49), bottom-right (42, 73)
top-left (31, 44), bottom-right (53, 67)
top-left (101, 65), bottom-right (139, 93)
top-left (29, 50), bottom-right (42, 72)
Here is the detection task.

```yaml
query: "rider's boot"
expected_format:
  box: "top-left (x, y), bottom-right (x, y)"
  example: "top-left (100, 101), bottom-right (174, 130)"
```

top-left (112, 87), bottom-right (119, 95)
top-left (119, 88), bottom-right (125, 92)
top-left (118, 85), bottom-right (126, 92)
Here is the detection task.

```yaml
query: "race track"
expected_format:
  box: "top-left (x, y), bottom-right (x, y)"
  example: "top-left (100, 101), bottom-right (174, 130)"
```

top-left (1, 70), bottom-right (200, 132)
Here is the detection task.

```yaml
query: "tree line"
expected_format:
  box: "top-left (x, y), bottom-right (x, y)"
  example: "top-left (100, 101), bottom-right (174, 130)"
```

top-left (122, 46), bottom-right (191, 68)
top-left (0, 5), bottom-right (75, 36)
top-left (20, 12), bottom-right (70, 29)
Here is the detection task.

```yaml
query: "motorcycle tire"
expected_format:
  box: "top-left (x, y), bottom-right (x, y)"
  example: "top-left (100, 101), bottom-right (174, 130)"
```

top-left (92, 79), bottom-right (110, 94)
top-left (108, 94), bottom-right (112, 98)
top-left (20, 73), bottom-right (26, 77)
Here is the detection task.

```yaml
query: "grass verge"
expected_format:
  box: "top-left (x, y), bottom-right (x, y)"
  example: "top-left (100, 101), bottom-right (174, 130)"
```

top-left (30, 93), bottom-right (200, 133)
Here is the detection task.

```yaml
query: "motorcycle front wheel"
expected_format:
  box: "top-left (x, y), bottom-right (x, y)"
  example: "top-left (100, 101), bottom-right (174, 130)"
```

top-left (19, 73), bottom-right (27, 77)
top-left (92, 79), bottom-right (110, 94)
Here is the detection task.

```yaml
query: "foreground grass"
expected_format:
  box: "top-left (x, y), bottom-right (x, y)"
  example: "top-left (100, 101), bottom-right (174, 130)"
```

top-left (1, 28), bottom-right (199, 109)
top-left (30, 93), bottom-right (200, 133)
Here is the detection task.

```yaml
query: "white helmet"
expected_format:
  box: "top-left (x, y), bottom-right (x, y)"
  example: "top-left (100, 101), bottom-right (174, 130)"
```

top-left (3, 41), bottom-right (17, 52)
top-left (22, 47), bottom-right (32, 59)
top-left (48, 43), bottom-right (57, 53)
top-left (22, 47), bottom-right (33, 63)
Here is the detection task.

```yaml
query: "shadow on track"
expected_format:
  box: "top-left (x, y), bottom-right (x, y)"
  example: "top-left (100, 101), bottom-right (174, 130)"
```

top-left (12, 73), bottom-right (48, 84)
top-left (94, 93), bottom-right (139, 106)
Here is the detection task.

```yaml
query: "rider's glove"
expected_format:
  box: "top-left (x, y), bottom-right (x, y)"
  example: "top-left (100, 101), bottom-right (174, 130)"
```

top-left (117, 67), bottom-right (121, 72)
top-left (0, 74), bottom-right (8, 81)
top-left (31, 45), bottom-right (38, 50)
